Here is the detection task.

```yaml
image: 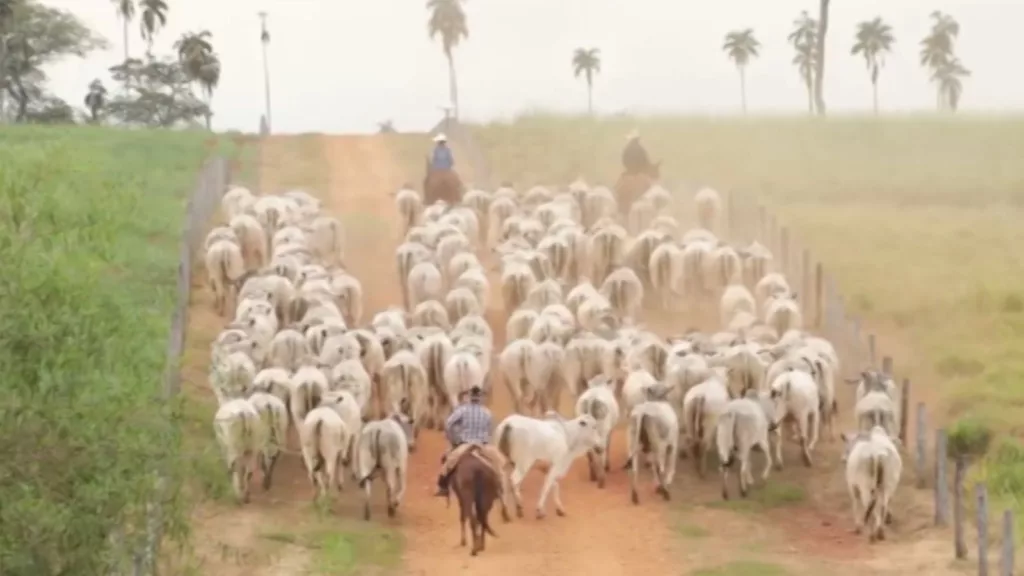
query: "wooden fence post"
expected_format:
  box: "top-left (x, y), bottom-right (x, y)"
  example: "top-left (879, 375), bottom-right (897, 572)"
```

top-left (727, 191), bottom-right (738, 241)
top-left (935, 429), bottom-right (948, 526)
top-left (899, 378), bottom-right (911, 443)
top-left (815, 263), bottom-right (824, 329)
top-left (780, 227), bottom-right (790, 277)
top-left (868, 334), bottom-right (877, 367)
top-left (1001, 509), bottom-right (1014, 576)
top-left (801, 249), bottom-right (811, 317)
top-left (954, 456), bottom-right (968, 559)
top-left (882, 356), bottom-right (893, 376)
top-left (758, 205), bottom-right (767, 244)
top-left (915, 401), bottom-right (927, 488)
top-left (977, 483), bottom-right (989, 576)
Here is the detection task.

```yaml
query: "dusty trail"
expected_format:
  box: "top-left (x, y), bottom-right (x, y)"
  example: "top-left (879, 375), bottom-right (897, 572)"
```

top-left (323, 135), bottom-right (679, 575)
top-left (179, 134), bottom-right (962, 576)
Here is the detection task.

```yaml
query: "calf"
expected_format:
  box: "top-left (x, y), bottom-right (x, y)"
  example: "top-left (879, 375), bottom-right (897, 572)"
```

top-left (626, 385), bottom-right (680, 504)
top-left (681, 371), bottom-right (731, 477)
top-left (212, 398), bottom-right (266, 503)
top-left (494, 412), bottom-right (603, 519)
top-left (841, 426), bottom-right (902, 542)
top-left (715, 390), bottom-right (778, 499)
top-left (574, 376), bottom-right (620, 488)
top-left (355, 414), bottom-right (414, 520)
top-left (300, 406), bottom-right (352, 501)
top-left (768, 368), bottom-right (820, 468)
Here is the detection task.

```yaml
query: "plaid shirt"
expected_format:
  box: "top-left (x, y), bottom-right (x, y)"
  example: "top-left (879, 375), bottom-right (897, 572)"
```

top-left (445, 402), bottom-right (492, 445)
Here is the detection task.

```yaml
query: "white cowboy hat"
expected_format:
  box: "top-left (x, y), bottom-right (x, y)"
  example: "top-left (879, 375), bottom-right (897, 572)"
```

top-left (433, 133), bottom-right (448, 142)
top-left (626, 129), bottom-right (639, 141)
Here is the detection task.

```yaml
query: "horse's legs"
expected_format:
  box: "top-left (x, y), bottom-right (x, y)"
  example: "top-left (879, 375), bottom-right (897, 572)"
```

top-left (459, 493), bottom-right (468, 547)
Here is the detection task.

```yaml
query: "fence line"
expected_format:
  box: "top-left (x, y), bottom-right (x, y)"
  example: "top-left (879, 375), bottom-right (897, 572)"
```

top-left (440, 116), bottom-right (1014, 574)
top-left (124, 156), bottom-right (231, 576)
top-left (724, 189), bottom-right (1016, 575)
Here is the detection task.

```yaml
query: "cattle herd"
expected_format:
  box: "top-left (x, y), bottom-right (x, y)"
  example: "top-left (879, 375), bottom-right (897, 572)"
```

top-left (198, 176), bottom-right (906, 554)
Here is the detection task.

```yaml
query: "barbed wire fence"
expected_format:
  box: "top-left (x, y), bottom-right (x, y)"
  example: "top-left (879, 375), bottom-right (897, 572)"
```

top-left (119, 156), bottom-right (230, 576)
top-left (443, 115), bottom-right (1014, 575)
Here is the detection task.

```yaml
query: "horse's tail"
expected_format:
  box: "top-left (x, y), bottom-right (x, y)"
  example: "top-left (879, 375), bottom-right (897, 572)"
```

top-left (474, 467), bottom-right (497, 537)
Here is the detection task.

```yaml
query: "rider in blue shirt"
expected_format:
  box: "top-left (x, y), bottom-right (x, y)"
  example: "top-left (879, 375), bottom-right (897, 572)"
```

top-left (430, 133), bottom-right (454, 171)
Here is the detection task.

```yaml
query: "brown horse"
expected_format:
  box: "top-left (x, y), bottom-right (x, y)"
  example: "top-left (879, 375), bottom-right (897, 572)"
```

top-left (423, 158), bottom-right (465, 206)
top-left (614, 160), bottom-right (661, 214)
top-left (450, 448), bottom-right (503, 556)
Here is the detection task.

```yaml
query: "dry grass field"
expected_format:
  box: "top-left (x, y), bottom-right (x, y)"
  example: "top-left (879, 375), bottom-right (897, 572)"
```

top-left (468, 113), bottom-right (1024, 526)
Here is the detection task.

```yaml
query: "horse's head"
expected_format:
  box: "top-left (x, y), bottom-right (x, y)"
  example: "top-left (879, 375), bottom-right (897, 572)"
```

top-left (647, 160), bottom-right (662, 180)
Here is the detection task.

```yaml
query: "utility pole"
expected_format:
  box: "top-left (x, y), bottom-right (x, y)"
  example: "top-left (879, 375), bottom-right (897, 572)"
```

top-left (258, 11), bottom-right (272, 133)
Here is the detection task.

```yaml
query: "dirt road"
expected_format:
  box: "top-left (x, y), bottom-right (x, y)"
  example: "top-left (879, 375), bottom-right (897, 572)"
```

top-left (323, 135), bottom-right (678, 575)
top-left (180, 134), bottom-right (965, 576)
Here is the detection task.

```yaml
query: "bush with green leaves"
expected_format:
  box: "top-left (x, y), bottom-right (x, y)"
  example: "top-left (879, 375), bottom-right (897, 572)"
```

top-left (0, 126), bottom-right (208, 574)
top-left (947, 416), bottom-right (994, 460)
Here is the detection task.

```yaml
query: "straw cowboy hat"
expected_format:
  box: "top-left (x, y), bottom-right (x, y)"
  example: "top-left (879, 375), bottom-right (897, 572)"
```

top-left (433, 133), bottom-right (448, 142)
top-left (626, 129), bottom-right (640, 141)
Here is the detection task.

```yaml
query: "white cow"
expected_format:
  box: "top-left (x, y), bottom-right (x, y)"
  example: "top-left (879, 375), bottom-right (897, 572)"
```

top-left (494, 412), bottom-right (603, 519)
top-left (841, 426), bottom-right (903, 542)
top-left (355, 414), bottom-right (414, 520)
top-left (574, 376), bottom-right (620, 488)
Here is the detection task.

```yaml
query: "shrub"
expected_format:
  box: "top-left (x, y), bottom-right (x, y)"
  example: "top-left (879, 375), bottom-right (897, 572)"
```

top-left (0, 127), bottom-right (206, 574)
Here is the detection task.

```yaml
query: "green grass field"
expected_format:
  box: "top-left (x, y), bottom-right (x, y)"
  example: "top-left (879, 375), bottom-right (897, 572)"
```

top-left (467, 113), bottom-right (1024, 529)
top-left (0, 125), bottom-right (224, 574)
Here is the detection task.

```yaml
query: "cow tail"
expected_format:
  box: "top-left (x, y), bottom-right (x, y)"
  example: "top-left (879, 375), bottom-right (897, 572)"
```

top-left (357, 429), bottom-right (384, 488)
top-left (497, 424), bottom-right (514, 466)
top-left (863, 453), bottom-right (884, 525)
top-left (715, 411), bottom-right (738, 467)
top-left (691, 395), bottom-right (706, 445)
top-left (624, 412), bottom-right (646, 470)
top-left (310, 418), bottom-right (325, 473)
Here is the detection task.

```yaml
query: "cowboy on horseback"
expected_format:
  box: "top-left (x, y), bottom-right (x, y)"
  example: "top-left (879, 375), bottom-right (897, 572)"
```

top-left (622, 129), bottom-right (652, 175)
top-left (430, 133), bottom-right (454, 171)
top-left (435, 386), bottom-right (505, 497)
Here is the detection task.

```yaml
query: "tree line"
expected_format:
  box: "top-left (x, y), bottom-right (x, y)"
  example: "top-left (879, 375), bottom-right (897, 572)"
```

top-left (424, 0), bottom-right (971, 118)
top-left (0, 0), bottom-right (222, 128)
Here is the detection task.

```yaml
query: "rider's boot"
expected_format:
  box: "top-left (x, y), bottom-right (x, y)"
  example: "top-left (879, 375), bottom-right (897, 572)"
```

top-left (434, 451), bottom-right (451, 497)
top-left (434, 471), bottom-right (451, 497)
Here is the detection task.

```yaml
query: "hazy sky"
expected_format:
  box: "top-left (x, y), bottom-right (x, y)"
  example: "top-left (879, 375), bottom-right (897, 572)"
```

top-left (44, 0), bottom-right (1019, 134)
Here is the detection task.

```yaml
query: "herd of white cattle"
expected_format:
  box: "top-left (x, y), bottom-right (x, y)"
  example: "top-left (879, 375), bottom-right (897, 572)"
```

top-left (198, 177), bottom-right (905, 542)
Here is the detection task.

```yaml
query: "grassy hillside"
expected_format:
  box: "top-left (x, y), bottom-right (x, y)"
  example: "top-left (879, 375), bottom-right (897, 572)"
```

top-left (468, 113), bottom-right (1024, 520)
top-left (0, 125), bottom-right (218, 574)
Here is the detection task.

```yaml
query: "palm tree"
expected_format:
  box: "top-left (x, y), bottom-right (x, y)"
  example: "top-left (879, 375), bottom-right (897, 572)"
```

top-left (722, 29), bottom-right (760, 113)
top-left (788, 11), bottom-right (817, 113)
top-left (112, 0), bottom-right (135, 63)
top-left (813, 0), bottom-right (831, 115)
top-left (571, 48), bottom-right (601, 115)
top-left (933, 57), bottom-right (970, 112)
top-left (851, 17), bottom-right (895, 114)
top-left (196, 54), bottom-right (220, 129)
top-left (139, 0), bottom-right (168, 57)
top-left (426, 0), bottom-right (468, 119)
top-left (174, 31), bottom-right (219, 129)
top-left (919, 11), bottom-right (960, 110)
top-left (174, 30), bottom-right (213, 75)
top-left (84, 79), bottom-right (107, 123)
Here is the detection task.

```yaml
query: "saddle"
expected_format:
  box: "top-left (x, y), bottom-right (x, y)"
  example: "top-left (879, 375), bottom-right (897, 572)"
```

top-left (449, 442), bottom-right (504, 478)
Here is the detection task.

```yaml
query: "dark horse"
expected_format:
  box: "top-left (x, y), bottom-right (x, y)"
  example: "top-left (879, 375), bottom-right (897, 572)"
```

top-left (449, 448), bottom-right (504, 556)
top-left (423, 157), bottom-right (465, 206)
top-left (614, 160), bottom-right (661, 215)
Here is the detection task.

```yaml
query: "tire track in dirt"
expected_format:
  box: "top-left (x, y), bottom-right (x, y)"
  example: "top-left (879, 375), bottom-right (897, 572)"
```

top-left (325, 135), bottom-right (679, 575)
